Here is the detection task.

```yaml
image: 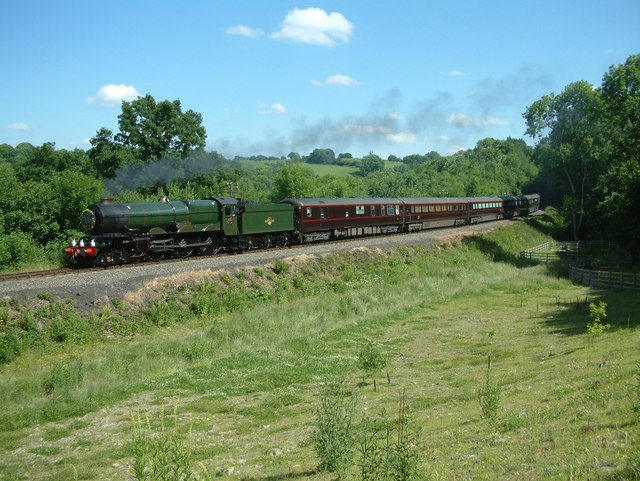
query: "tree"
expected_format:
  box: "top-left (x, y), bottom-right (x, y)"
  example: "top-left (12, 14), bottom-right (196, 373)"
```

top-left (271, 162), bottom-right (315, 201)
top-left (88, 128), bottom-right (136, 179)
top-left (307, 148), bottom-right (336, 165)
top-left (596, 54), bottom-right (640, 247)
top-left (357, 152), bottom-right (385, 176)
top-left (104, 94), bottom-right (206, 164)
top-left (524, 81), bottom-right (605, 240)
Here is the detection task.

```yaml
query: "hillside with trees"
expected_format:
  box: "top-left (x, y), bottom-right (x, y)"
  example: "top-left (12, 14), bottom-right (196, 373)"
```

top-left (0, 54), bottom-right (638, 272)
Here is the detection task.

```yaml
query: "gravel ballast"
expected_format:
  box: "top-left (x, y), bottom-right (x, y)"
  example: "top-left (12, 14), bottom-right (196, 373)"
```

top-left (0, 220), bottom-right (512, 309)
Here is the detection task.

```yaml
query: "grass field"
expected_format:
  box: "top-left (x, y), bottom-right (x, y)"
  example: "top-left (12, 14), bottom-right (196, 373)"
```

top-left (237, 159), bottom-right (402, 178)
top-left (0, 220), bottom-right (638, 480)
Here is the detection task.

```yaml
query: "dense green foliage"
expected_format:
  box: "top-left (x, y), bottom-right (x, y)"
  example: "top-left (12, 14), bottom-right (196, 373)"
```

top-left (524, 54), bottom-right (640, 248)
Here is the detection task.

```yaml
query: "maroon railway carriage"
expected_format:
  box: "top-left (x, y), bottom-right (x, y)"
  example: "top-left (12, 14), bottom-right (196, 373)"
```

top-left (399, 196), bottom-right (504, 231)
top-left (280, 196), bottom-right (509, 243)
top-left (280, 197), bottom-right (405, 243)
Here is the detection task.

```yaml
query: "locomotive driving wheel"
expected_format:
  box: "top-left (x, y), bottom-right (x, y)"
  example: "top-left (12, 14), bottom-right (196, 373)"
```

top-left (198, 236), bottom-right (220, 255)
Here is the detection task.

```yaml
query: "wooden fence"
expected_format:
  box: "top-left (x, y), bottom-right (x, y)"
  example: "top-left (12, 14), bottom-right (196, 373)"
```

top-left (570, 266), bottom-right (640, 291)
top-left (520, 240), bottom-right (631, 265)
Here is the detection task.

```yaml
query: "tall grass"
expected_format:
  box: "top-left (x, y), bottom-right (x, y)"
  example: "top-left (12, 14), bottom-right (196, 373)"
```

top-left (1, 221), bottom-right (638, 480)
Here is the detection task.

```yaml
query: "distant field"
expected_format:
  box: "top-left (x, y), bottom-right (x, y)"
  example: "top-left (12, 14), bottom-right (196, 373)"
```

top-left (1, 221), bottom-right (638, 480)
top-left (238, 159), bottom-right (402, 178)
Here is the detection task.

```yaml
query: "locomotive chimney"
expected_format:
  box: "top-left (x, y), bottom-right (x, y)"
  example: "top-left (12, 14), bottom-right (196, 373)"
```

top-left (100, 198), bottom-right (113, 203)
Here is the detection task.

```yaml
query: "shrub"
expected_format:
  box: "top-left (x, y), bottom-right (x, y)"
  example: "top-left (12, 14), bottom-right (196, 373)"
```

top-left (587, 301), bottom-right (611, 346)
top-left (42, 358), bottom-right (85, 395)
top-left (0, 232), bottom-right (40, 271)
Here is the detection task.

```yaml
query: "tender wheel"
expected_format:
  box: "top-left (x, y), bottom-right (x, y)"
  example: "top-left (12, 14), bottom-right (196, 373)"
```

top-left (276, 234), bottom-right (290, 247)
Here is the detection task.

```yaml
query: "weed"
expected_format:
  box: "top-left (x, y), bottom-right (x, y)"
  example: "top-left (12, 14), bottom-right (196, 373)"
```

top-left (477, 358), bottom-right (501, 429)
top-left (273, 259), bottom-right (290, 275)
top-left (111, 297), bottom-right (123, 309)
top-left (634, 362), bottom-right (640, 420)
top-left (311, 379), bottom-right (357, 475)
top-left (36, 292), bottom-right (54, 302)
top-left (354, 392), bottom-right (423, 481)
top-left (130, 405), bottom-right (211, 481)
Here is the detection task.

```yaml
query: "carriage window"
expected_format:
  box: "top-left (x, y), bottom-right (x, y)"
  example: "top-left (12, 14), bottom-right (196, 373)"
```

top-left (306, 207), bottom-right (312, 217)
top-left (356, 206), bottom-right (365, 215)
top-left (345, 210), bottom-right (349, 217)
top-left (395, 205), bottom-right (400, 215)
top-left (386, 205), bottom-right (394, 215)
top-left (320, 208), bottom-right (325, 219)
top-left (371, 205), bottom-right (376, 216)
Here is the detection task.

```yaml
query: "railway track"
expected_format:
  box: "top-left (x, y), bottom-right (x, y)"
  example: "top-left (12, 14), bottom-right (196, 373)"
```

top-left (0, 268), bottom-right (75, 283)
top-left (0, 217), bottom-right (527, 285)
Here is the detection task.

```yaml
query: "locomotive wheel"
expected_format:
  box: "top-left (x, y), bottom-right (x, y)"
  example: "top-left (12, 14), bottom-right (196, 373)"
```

top-left (174, 248), bottom-right (194, 259)
top-left (198, 236), bottom-right (220, 255)
top-left (145, 251), bottom-right (166, 261)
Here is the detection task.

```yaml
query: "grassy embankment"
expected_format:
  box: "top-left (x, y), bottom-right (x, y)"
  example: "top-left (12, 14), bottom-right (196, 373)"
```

top-left (0, 217), bottom-right (638, 480)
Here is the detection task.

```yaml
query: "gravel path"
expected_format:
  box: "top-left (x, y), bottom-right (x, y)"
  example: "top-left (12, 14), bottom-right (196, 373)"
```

top-left (0, 220), bottom-right (512, 309)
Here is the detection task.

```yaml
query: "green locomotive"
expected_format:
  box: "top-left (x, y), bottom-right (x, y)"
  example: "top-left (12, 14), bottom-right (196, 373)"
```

top-left (66, 197), bottom-right (293, 266)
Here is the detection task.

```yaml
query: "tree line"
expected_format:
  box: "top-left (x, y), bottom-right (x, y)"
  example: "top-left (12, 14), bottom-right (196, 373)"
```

top-left (0, 54), bottom-right (637, 271)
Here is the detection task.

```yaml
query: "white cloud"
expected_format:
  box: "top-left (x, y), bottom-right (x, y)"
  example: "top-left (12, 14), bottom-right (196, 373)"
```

top-left (484, 117), bottom-right (510, 125)
top-left (87, 84), bottom-right (140, 106)
top-left (8, 122), bottom-right (30, 130)
top-left (69, 138), bottom-right (92, 147)
top-left (449, 145), bottom-right (468, 154)
top-left (257, 102), bottom-right (287, 115)
top-left (385, 132), bottom-right (417, 143)
top-left (446, 113), bottom-right (509, 127)
top-left (270, 7), bottom-right (353, 46)
top-left (447, 70), bottom-right (469, 77)
top-left (224, 25), bottom-right (264, 38)
top-left (312, 74), bottom-right (362, 86)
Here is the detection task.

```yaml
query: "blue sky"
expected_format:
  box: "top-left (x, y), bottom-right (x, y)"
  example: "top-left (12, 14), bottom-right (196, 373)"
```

top-left (1, 1), bottom-right (638, 158)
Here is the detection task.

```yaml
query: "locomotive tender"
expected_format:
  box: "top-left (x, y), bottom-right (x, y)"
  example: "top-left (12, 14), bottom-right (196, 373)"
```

top-left (65, 194), bottom-right (540, 266)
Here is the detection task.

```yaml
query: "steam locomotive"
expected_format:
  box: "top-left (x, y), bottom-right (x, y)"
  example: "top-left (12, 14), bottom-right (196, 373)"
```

top-left (65, 194), bottom-right (540, 267)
